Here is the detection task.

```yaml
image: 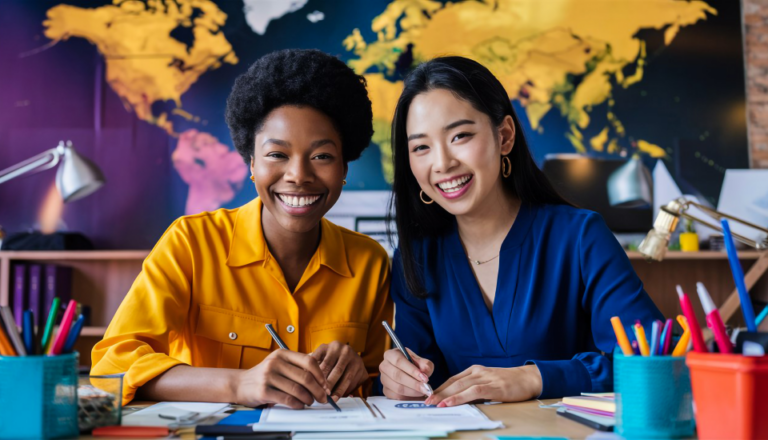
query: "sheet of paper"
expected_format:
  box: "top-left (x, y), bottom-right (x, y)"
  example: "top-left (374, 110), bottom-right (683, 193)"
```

top-left (122, 402), bottom-right (230, 426)
top-left (262, 397), bottom-right (375, 423)
top-left (252, 397), bottom-right (502, 432)
top-left (293, 431), bottom-right (448, 439)
top-left (367, 396), bottom-right (501, 430)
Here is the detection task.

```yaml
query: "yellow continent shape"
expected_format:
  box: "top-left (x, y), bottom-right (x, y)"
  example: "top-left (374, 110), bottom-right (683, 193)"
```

top-left (44, 0), bottom-right (238, 135)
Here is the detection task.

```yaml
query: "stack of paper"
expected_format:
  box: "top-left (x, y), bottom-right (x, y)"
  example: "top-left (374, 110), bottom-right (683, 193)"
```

top-left (555, 393), bottom-right (615, 431)
top-left (248, 397), bottom-right (502, 436)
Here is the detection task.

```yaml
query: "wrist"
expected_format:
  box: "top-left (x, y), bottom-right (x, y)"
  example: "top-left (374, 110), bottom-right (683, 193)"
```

top-left (228, 369), bottom-right (244, 404)
top-left (521, 364), bottom-right (543, 399)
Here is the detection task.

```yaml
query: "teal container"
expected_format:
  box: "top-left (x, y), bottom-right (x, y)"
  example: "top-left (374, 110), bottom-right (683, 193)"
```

top-left (615, 352), bottom-right (695, 438)
top-left (0, 352), bottom-right (79, 439)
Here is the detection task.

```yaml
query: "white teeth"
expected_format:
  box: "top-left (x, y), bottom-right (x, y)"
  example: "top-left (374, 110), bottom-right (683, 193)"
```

top-left (277, 194), bottom-right (320, 207)
top-left (437, 175), bottom-right (472, 192)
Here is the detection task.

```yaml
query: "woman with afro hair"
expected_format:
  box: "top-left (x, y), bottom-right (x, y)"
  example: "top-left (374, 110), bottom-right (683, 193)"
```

top-left (92, 49), bottom-right (393, 408)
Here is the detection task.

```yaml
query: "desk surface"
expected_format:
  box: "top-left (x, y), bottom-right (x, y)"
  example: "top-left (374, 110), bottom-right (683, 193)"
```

top-left (84, 399), bottom-right (597, 439)
top-left (449, 399), bottom-right (596, 439)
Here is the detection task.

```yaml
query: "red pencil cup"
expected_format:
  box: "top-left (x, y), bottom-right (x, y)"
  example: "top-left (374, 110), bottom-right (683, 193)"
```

top-left (686, 352), bottom-right (768, 440)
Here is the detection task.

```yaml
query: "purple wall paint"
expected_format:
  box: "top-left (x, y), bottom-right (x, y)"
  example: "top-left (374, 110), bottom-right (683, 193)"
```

top-left (1, 3), bottom-right (185, 249)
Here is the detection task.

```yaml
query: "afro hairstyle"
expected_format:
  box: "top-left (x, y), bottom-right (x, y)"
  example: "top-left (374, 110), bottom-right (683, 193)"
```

top-left (225, 49), bottom-right (374, 164)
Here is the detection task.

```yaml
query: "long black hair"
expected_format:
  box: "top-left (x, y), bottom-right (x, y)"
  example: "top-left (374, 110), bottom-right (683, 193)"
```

top-left (389, 56), bottom-right (570, 298)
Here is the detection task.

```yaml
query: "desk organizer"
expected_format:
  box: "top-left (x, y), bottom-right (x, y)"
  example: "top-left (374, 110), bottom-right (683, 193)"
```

top-left (687, 352), bottom-right (768, 440)
top-left (614, 353), bottom-right (695, 438)
top-left (0, 352), bottom-right (79, 439)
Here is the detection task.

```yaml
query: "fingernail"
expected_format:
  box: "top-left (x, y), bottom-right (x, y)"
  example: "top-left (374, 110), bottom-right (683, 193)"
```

top-left (437, 401), bottom-right (447, 408)
top-left (419, 373), bottom-right (429, 382)
top-left (422, 383), bottom-right (432, 395)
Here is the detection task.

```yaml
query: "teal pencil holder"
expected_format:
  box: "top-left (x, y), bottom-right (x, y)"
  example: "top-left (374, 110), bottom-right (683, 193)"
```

top-left (0, 352), bottom-right (79, 439)
top-left (615, 352), bottom-right (695, 438)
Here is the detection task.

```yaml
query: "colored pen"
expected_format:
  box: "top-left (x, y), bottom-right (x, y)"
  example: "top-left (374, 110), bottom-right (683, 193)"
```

top-left (382, 320), bottom-right (434, 396)
top-left (0, 306), bottom-right (27, 356)
top-left (50, 300), bottom-right (77, 356)
top-left (633, 321), bottom-right (650, 356)
top-left (672, 315), bottom-right (691, 357)
top-left (631, 340), bottom-right (639, 355)
top-left (41, 297), bottom-right (61, 353)
top-left (22, 310), bottom-right (34, 355)
top-left (757, 304), bottom-right (768, 328)
top-left (62, 314), bottom-right (85, 354)
top-left (264, 323), bottom-right (341, 412)
top-left (696, 282), bottom-right (733, 354)
top-left (0, 312), bottom-right (17, 356)
top-left (721, 219), bottom-right (757, 332)
top-left (610, 317), bottom-right (635, 356)
top-left (660, 318), bottom-right (673, 355)
top-left (649, 320), bottom-right (660, 357)
top-left (676, 285), bottom-right (707, 353)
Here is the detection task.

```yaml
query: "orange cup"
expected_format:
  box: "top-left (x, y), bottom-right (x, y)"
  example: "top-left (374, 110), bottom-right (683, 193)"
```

top-left (686, 352), bottom-right (768, 439)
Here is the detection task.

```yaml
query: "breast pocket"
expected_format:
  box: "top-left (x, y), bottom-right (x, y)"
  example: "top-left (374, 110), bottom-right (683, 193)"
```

top-left (195, 304), bottom-right (276, 369)
top-left (309, 322), bottom-right (368, 354)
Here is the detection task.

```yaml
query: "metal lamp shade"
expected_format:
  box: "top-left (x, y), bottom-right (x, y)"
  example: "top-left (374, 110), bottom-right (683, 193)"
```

top-left (607, 157), bottom-right (652, 208)
top-left (55, 144), bottom-right (105, 202)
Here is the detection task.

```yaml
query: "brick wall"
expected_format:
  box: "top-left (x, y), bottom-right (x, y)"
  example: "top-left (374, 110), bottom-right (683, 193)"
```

top-left (744, 0), bottom-right (768, 168)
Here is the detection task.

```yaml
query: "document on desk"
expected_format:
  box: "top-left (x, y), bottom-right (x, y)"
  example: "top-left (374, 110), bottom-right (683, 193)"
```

top-left (367, 396), bottom-right (502, 430)
top-left (251, 397), bottom-right (502, 432)
top-left (122, 402), bottom-right (230, 426)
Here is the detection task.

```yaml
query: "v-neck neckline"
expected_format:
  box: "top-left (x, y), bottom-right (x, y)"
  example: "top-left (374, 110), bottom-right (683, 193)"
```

top-left (445, 203), bottom-right (536, 355)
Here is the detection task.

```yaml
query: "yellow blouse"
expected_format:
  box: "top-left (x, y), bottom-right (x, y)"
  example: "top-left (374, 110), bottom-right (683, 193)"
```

top-left (92, 198), bottom-right (393, 404)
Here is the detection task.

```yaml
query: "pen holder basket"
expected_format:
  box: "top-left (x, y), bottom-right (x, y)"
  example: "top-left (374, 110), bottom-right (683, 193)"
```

top-left (0, 352), bottom-right (79, 439)
top-left (614, 353), bottom-right (695, 438)
top-left (686, 352), bottom-right (768, 440)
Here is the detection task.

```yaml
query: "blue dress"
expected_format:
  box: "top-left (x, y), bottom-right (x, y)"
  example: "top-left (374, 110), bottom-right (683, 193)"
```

top-left (390, 203), bottom-right (663, 399)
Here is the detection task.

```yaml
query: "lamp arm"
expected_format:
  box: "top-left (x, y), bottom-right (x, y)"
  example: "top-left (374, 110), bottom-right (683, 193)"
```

top-left (673, 198), bottom-right (768, 250)
top-left (0, 147), bottom-right (61, 185)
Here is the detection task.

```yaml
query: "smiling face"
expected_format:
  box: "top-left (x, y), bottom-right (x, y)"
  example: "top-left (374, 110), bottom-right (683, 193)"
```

top-left (406, 88), bottom-right (515, 217)
top-left (250, 105), bottom-right (346, 234)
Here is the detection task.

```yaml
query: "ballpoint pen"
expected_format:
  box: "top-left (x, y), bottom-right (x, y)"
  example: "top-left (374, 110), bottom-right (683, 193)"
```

top-left (264, 323), bottom-right (341, 412)
top-left (382, 320), bottom-right (433, 396)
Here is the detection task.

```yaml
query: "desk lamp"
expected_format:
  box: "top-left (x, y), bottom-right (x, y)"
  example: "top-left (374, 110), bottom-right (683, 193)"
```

top-left (0, 140), bottom-right (105, 202)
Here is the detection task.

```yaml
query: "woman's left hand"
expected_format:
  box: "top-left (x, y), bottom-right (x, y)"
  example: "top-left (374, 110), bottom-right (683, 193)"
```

top-left (311, 341), bottom-right (368, 399)
top-left (424, 364), bottom-right (542, 407)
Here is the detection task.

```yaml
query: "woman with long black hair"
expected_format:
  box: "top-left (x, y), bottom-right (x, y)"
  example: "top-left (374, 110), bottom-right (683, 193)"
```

top-left (379, 56), bottom-right (662, 406)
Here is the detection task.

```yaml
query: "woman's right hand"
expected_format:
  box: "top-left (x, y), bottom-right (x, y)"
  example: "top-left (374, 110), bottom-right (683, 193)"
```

top-left (380, 347), bottom-right (434, 400)
top-left (234, 349), bottom-right (331, 408)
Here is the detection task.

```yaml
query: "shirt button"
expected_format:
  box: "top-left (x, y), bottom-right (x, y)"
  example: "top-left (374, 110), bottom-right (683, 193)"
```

top-left (286, 325), bottom-right (295, 334)
top-left (229, 332), bottom-right (237, 340)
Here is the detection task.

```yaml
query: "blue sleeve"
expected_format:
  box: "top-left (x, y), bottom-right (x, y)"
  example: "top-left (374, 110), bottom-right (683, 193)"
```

top-left (378, 249), bottom-right (450, 393)
top-left (527, 212), bottom-right (663, 399)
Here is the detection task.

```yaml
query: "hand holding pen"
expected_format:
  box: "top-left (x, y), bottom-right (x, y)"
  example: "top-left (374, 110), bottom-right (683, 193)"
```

top-left (379, 321), bottom-right (434, 400)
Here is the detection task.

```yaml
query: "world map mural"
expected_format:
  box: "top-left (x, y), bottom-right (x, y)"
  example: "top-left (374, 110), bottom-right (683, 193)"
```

top-left (0, 0), bottom-right (749, 248)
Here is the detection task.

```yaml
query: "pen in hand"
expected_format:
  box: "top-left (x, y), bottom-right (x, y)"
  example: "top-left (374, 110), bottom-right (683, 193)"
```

top-left (382, 320), bottom-right (433, 397)
top-left (265, 324), bottom-right (342, 412)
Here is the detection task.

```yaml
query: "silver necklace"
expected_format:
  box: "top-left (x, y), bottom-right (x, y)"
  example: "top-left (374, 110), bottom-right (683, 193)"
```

top-left (468, 254), bottom-right (499, 265)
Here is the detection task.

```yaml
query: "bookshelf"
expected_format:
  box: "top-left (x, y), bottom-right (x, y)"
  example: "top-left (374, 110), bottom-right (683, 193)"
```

top-left (1, 249), bottom-right (766, 368)
top-left (0, 251), bottom-right (148, 366)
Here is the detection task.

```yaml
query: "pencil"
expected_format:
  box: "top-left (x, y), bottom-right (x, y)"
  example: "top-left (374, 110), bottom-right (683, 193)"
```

top-left (0, 312), bottom-right (17, 356)
top-left (382, 320), bottom-right (434, 396)
top-left (264, 323), bottom-right (341, 412)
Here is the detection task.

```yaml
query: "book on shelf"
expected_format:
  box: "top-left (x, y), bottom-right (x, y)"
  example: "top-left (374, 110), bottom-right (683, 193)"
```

top-left (9, 263), bottom-right (73, 327)
top-left (28, 264), bottom-right (42, 328)
top-left (12, 264), bottom-right (25, 327)
top-left (43, 264), bottom-right (72, 324)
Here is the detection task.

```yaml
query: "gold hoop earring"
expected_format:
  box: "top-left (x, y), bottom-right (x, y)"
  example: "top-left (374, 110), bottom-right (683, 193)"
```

top-left (501, 156), bottom-right (512, 178)
top-left (420, 190), bottom-right (434, 205)
top-left (250, 175), bottom-right (255, 182)
top-left (342, 179), bottom-right (347, 186)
